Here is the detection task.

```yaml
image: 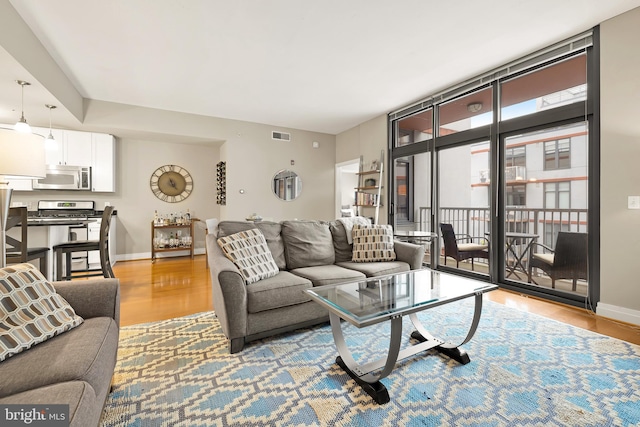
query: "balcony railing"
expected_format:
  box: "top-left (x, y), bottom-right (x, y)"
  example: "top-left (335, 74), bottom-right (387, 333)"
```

top-left (416, 206), bottom-right (587, 249)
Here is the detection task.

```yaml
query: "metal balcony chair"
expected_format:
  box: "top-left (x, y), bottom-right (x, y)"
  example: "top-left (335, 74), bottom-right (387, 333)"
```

top-left (53, 205), bottom-right (115, 281)
top-left (439, 223), bottom-right (489, 271)
top-left (528, 231), bottom-right (587, 291)
top-left (5, 207), bottom-right (50, 278)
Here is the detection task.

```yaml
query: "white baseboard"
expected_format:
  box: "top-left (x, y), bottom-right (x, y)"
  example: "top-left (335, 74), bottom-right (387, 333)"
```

top-left (116, 248), bottom-right (206, 262)
top-left (596, 302), bottom-right (640, 326)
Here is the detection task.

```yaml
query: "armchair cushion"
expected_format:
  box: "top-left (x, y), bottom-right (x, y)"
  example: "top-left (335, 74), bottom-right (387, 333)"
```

top-left (0, 263), bottom-right (83, 362)
top-left (217, 229), bottom-right (279, 285)
top-left (532, 253), bottom-right (554, 266)
top-left (458, 242), bottom-right (488, 252)
top-left (351, 225), bottom-right (396, 262)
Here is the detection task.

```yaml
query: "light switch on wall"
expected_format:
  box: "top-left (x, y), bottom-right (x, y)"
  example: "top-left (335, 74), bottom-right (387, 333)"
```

top-left (628, 196), bottom-right (640, 209)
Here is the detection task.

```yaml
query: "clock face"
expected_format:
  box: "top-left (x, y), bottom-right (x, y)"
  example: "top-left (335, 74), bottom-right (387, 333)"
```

top-left (150, 164), bottom-right (193, 203)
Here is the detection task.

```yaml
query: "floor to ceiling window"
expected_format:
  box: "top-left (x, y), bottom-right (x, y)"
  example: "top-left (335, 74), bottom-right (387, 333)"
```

top-left (388, 30), bottom-right (598, 308)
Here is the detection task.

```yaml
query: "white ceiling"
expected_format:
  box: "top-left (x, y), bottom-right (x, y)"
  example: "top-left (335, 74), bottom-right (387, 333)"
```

top-left (2, 0), bottom-right (640, 136)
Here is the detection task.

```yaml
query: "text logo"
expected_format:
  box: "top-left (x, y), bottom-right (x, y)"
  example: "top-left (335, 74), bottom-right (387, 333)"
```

top-left (0, 405), bottom-right (68, 426)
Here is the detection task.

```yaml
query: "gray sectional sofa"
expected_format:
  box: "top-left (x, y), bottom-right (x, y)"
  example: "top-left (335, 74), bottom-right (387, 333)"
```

top-left (0, 277), bottom-right (120, 427)
top-left (206, 219), bottom-right (426, 353)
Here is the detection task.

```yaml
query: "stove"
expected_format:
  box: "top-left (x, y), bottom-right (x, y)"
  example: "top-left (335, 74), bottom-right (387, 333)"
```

top-left (31, 200), bottom-right (96, 219)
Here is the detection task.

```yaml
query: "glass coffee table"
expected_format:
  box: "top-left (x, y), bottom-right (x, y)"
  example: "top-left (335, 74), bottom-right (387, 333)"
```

top-left (305, 269), bottom-right (497, 404)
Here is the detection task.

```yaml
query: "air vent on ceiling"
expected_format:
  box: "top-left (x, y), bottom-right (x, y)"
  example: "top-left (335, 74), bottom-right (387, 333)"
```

top-left (272, 131), bottom-right (291, 141)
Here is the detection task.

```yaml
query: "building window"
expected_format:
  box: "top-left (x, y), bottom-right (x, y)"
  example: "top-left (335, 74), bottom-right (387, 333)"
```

top-left (544, 138), bottom-right (571, 170)
top-left (505, 146), bottom-right (526, 168)
top-left (506, 184), bottom-right (526, 206)
top-left (544, 182), bottom-right (570, 209)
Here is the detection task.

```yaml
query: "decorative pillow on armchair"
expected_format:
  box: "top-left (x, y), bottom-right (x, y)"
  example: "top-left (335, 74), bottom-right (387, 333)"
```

top-left (0, 263), bottom-right (84, 362)
top-left (217, 228), bottom-right (280, 284)
top-left (351, 224), bottom-right (396, 262)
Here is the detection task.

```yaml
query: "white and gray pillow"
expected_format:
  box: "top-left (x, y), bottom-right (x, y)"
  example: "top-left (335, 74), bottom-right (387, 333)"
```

top-left (0, 263), bottom-right (84, 362)
top-left (351, 224), bottom-right (397, 263)
top-left (217, 229), bottom-right (280, 284)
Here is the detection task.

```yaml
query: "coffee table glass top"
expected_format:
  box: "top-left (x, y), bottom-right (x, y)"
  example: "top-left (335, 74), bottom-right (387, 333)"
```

top-left (306, 269), bottom-right (497, 327)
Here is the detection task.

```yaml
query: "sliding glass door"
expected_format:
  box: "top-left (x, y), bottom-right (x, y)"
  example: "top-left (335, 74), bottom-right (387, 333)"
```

top-left (501, 122), bottom-right (588, 296)
top-left (388, 36), bottom-right (598, 308)
top-left (438, 142), bottom-right (490, 277)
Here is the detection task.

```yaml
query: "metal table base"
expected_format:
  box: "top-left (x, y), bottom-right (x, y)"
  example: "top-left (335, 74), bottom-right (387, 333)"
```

top-left (330, 293), bottom-right (484, 404)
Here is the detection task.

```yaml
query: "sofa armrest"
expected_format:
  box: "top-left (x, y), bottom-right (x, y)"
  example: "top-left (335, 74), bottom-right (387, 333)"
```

top-left (206, 234), bottom-right (248, 340)
top-left (52, 278), bottom-right (120, 326)
top-left (394, 240), bottom-right (426, 270)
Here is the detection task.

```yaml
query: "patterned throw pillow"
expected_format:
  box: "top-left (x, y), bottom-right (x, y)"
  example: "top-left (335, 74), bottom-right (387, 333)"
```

top-left (351, 224), bottom-right (397, 263)
top-left (0, 263), bottom-right (84, 362)
top-left (217, 229), bottom-right (280, 284)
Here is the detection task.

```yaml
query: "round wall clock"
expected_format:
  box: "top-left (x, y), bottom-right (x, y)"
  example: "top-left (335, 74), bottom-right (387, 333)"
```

top-left (150, 164), bottom-right (194, 203)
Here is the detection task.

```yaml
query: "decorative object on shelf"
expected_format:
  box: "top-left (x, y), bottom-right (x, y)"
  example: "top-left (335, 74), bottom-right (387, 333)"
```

top-left (151, 212), bottom-right (197, 262)
top-left (246, 213), bottom-right (263, 222)
top-left (356, 150), bottom-right (384, 224)
top-left (150, 164), bottom-right (193, 203)
top-left (216, 161), bottom-right (226, 205)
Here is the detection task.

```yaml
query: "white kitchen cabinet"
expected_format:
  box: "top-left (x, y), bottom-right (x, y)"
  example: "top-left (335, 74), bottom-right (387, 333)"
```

top-left (64, 130), bottom-right (93, 166)
top-left (42, 128), bottom-right (91, 166)
top-left (91, 133), bottom-right (116, 192)
top-left (5, 179), bottom-right (33, 191)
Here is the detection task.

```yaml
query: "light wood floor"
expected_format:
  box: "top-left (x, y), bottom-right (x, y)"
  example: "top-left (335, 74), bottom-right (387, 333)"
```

top-left (112, 255), bottom-right (640, 346)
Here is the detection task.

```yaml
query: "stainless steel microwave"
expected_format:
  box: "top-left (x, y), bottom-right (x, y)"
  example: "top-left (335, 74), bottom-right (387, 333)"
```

top-left (32, 165), bottom-right (91, 191)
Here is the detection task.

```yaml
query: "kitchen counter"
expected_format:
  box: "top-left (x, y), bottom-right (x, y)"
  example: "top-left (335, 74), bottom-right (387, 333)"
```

top-left (26, 219), bottom-right (96, 227)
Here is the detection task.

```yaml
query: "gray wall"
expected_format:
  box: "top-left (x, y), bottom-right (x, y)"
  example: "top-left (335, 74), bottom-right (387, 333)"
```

top-left (599, 7), bottom-right (640, 323)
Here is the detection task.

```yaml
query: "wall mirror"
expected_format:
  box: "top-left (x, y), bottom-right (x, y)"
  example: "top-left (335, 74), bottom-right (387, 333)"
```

top-left (272, 169), bottom-right (302, 201)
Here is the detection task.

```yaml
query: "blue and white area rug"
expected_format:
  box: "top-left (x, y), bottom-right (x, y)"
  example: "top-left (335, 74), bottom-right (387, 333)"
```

top-left (101, 299), bottom-right (640, 426)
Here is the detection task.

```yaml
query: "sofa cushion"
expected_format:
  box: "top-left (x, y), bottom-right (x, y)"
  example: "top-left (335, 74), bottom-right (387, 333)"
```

top-left (329, 221), bottom-right (353, 263)
top-left (218, 221), bottom-right (286, 270)
top-left (246, 271), bottom-right (313, 313)
top-left (0, 381), bottom-right (98, 427)
top-left (218, 229), bottom-right (280, 284)
top-left (0, 317), bottom-right (118, 400)
top-left (0, 263), bottom-right (84, 362)
top-left (351, 225), bottom-right (397, 262)
top-left (281, 220), bottom-right (335, 269)
top-left (290, 265), bottom-right (366, 287)
top-left (337, 261), bottom-right (410, 277)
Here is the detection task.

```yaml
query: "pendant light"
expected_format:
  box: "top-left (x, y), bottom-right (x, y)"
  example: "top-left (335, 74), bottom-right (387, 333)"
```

top-left (14, 80), bottom-right (32, 133)
top-left (44, 104), bottom-right (57, 150)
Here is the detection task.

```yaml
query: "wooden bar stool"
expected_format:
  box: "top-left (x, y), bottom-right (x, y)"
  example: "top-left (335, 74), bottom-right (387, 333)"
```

top-left (5, 207), bottom-right (50, 278)
top-left (53, 206), bottom-right (115, 280)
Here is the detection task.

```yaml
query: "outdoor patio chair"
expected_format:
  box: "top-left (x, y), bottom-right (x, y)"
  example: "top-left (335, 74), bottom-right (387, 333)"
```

top-left (439, 223), bottom-right (489, 271)
top-left (528, 231), bottom-right (588, 291)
